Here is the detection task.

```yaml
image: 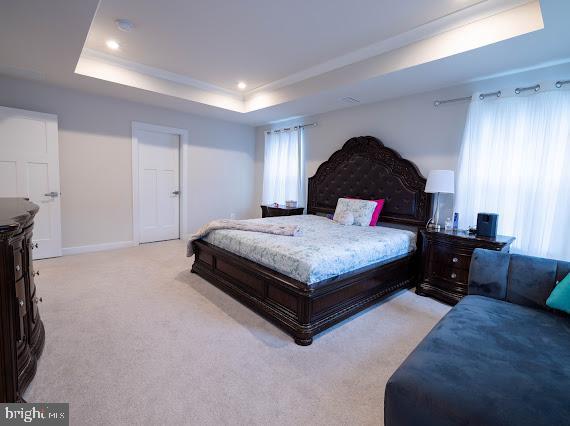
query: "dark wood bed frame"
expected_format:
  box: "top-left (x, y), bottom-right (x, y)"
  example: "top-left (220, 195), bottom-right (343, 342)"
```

top-left (191, 136), bottom-right (432, 345)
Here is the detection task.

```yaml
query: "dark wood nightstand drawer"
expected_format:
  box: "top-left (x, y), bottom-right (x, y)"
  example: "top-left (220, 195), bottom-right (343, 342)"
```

top-left (431, 263), bottom-right (470, 285)
top-left (432, 248), bottom-right (471, 270)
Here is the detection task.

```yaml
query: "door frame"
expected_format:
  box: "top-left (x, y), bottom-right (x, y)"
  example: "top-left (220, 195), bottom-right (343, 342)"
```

top-left (131, 121), bottom-right (189, 245)
top-left (0, 105), bottom-right (62, 258)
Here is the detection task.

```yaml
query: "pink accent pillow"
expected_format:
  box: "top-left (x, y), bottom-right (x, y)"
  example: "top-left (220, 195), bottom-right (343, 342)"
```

top-left (346, 197), bottom-right (385, 226)
top-left (369, 199), bottom-right (385, 226)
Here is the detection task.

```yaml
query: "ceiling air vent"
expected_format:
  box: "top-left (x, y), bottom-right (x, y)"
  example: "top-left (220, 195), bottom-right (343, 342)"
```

top-left (340, 97), bottom-right (361, 104)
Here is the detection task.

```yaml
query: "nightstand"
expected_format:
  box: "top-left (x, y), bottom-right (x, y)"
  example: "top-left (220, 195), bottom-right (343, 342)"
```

top-left (260, 205), bottom-right (304, 218)
top-left (417, 229), bottom-right (515, 305)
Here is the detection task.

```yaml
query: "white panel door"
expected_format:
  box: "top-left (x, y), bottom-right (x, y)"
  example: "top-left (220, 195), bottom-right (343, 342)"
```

top-left (137, 129), bottom-right (180, 243)
top-left (0, 106), bottom-right (62, 259)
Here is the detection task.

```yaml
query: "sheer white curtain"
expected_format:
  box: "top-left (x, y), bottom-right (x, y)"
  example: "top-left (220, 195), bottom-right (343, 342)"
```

top-left (262, 128), bottom-right (305, 206)
top-left (455, 91), bottom-right (570, 260)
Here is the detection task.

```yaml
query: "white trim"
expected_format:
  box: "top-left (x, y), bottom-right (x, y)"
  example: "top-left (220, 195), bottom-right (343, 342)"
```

top-left (62, 241), bottom-right (137, 256)
top-left (0, 105), bottom-right (57, 122)
top-left (82, 48), bottom-right (243, 99)
top-left (131, 121), bottom-right (189, 245)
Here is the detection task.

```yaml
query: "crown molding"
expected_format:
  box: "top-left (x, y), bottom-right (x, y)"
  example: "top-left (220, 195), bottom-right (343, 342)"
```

top-left (245, 0), bottom-right (533, 95)
top-left (80, 48), bottom-right (244, 100)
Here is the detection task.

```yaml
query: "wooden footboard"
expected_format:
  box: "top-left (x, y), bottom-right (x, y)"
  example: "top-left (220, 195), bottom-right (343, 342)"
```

top-left (191, 240), bottom-right (418, 345)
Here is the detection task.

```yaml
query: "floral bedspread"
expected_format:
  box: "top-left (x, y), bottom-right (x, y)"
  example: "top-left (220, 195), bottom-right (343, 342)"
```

top-left (201, 215), bottom-right (416, 286)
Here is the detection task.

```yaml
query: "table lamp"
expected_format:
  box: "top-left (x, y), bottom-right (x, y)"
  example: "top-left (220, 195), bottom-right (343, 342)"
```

top-left (425, 170), bottom-right (454, 230)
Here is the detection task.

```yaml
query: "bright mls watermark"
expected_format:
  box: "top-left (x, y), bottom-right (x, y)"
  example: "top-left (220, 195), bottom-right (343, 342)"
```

top-left (0, 404), bottom-right (68, 425)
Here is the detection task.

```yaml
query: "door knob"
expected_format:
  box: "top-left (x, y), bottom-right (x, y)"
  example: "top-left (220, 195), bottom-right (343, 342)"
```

top-left (44, 191), bottom-right (60, 198)
top-left (172, 190), bottom-right (180, 195)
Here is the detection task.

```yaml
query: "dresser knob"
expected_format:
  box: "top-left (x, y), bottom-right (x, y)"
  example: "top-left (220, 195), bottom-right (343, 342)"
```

top-left (18, 299), bottom-right (24, 307)
top-left (33, 271), bottom-right (40, 277)
top-left (451, 273), bottom-right (457, 279)
top-left (33, 296), bottom-right (43, 304)
top-left (16, 265), bottom-right (21, 272)
top-left (31, 243), bottom-right (39, 249)
top-left (452, 257), bottom-right (459, 263)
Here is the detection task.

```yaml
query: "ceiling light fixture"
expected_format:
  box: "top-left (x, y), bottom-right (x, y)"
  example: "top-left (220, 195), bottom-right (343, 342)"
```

top-left (237, 82), bottom-right (247, 90)
top-left (116, 18), bottom-right (134, 32)
top-left (106, 40), bottom-right (120, 50)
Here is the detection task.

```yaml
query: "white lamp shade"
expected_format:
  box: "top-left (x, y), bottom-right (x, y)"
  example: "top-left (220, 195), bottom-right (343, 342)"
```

top-left (425, 170), bottom-right (455, 194)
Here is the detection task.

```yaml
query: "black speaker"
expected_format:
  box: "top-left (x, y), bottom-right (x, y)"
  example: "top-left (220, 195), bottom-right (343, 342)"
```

top-left (476, 213), bottom-right (498, 238)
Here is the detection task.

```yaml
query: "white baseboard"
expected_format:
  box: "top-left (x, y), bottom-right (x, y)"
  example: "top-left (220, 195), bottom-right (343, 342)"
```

top-left (62, 240), bottom-right (138, 256)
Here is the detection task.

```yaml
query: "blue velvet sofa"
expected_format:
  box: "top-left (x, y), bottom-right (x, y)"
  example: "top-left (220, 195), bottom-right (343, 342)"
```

top-left (385, 248), bottom-right (570, 426)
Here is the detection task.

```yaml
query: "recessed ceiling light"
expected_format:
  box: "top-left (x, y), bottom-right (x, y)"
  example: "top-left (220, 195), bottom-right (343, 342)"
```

top-left (237, 81), bottom-right (247, 90)
top-left (106, 40), bottom-right (120, 50)
top-left (116, 18), bottom-right (134, 32)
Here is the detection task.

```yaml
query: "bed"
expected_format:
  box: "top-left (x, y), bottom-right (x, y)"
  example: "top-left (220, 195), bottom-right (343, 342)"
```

top-left (191, 136), bottom-right (432, 345)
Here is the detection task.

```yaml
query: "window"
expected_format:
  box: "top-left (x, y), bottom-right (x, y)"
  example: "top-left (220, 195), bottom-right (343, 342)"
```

top-left (262, 127), bottom-right (305, 207)
top-left (455, 91), bottom-right (570, 260)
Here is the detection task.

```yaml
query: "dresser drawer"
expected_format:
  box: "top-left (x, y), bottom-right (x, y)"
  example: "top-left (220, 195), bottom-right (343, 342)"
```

top-left (13, 245), bottom-right (24, 281)
top-left (432, 247), bottom-right (471, 270)
top-left (431, 263), bottom-right (470, 285)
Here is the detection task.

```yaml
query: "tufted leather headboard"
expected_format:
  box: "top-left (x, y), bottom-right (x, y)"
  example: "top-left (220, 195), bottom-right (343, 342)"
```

top-left (307, 136), bottom-right (432, 227)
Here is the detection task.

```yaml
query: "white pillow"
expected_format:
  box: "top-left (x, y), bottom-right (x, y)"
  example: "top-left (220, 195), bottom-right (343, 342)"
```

top-left (334, 210), bottom-right (354, 226)
top-left (333, 198), bottom-right (376, 226)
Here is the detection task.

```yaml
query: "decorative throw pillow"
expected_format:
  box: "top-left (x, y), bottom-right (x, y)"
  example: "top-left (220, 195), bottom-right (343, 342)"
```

top-left (546, 273), bottom-right (570, 314)
top-left (333, 198), bottom-right (377, 226)
top-left (334, 211), bottom-right (354, 226)
top-left (369, 199), bottom-right (385, 226)
top-left (345, 197), bottom-right (385, 226)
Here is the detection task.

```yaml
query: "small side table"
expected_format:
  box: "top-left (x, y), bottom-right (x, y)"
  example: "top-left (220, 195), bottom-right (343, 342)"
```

top-left (417, 229), bottom-right (515, 305)
top-left (261, 205), bottom-right (304, 218)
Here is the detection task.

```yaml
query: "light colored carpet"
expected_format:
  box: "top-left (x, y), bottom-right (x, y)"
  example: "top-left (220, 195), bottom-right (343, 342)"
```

top-left (24, 240), bottom-right (450, 425)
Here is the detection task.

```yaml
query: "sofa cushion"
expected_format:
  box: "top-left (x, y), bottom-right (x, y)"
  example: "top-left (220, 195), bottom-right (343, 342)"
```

top-left (385, 295), bottom-right (570, 426)
top-left (468, 249), bottom-right (510, 299)
top-left (507, 254), bottom-right (558, 309)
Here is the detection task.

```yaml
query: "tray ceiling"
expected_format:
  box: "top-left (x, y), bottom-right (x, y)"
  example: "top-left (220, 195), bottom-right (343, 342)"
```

top-left (2, 0), bottom-right (570, 125)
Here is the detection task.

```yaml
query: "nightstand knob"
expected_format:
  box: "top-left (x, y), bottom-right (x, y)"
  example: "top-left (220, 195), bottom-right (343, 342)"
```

top-left (451, 273), bottom-right (457, 279)
top-left (452, 257), bottom-right (459, 263)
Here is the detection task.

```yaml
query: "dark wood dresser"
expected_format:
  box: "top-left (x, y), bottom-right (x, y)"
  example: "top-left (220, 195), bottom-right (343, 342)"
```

top-left (260, 205), bottom-right (304, 218)
top-left (417, 229), bottom-right (515, 305)
top-left (0, 198), bottom-right (45, 402)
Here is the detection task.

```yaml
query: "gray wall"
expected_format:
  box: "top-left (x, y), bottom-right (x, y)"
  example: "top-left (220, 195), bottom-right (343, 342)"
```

top-left (0, 76), bottom-right (256, 250)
